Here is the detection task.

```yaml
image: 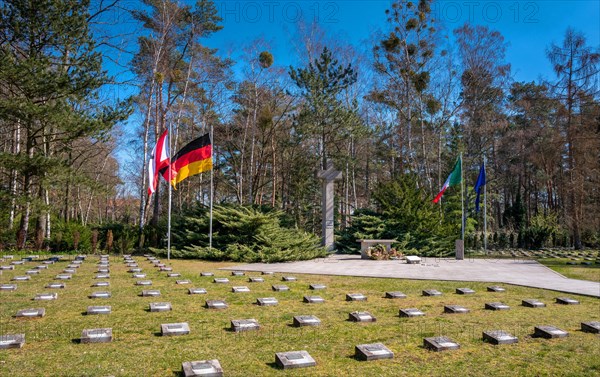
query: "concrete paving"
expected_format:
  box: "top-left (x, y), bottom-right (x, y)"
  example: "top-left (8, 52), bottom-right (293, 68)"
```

top-left (225, 254), bottom-right (600, 298)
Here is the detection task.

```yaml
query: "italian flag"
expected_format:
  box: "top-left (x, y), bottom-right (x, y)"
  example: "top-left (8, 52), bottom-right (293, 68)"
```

top-left (433, 156), bottom-right (462, 203)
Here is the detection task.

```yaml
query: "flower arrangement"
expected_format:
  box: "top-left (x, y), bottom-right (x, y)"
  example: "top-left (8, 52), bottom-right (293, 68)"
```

top-left (366, 244), bottom-right (403, 260)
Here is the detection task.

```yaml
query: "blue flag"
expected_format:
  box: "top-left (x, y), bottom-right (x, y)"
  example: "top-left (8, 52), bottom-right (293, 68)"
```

top-left (474, 163), bottom-right (486, 212)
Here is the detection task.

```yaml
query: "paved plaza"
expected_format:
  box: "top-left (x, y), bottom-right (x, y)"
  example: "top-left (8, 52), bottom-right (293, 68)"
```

top-left (227, 255), bottom-right (600, 298)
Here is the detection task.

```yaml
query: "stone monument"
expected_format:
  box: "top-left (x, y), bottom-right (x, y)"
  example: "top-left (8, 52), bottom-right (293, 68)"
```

top-left (317, 164), bottom-right (342, 251)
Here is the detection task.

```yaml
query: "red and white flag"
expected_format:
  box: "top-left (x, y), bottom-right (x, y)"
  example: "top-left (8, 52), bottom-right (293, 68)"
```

top-left (147, 130), bottom-right (171, 196)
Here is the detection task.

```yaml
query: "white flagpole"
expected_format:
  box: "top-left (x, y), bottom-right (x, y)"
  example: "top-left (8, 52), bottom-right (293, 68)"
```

top-left (167, 123), bottom-right (172, 261)
top-left (209, 123), bottom-right (214, 250)
top-left (460, 153), bottom-right (465, 241)
top-left (484, 157), bottom-right (488, 254)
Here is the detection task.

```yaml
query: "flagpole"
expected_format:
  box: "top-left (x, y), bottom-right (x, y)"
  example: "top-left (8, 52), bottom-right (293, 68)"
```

top-left (460, 153), bottom-right (465, 241)
top-left (208, 123), bottom-right (214, 250)
top-left (483, 157), bottom-right (487, 254)
top-left (167, 122), bottom-right (172, 261)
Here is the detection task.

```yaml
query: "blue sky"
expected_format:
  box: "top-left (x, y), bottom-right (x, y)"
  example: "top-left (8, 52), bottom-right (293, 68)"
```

top-left (205, 0), bottom-right (600, 82)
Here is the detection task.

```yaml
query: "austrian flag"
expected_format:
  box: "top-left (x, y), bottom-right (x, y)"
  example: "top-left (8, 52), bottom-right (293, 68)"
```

top-left (433, 156), bottom-right (462, 203)
top-left (147, 130), bottom-right (171, 196)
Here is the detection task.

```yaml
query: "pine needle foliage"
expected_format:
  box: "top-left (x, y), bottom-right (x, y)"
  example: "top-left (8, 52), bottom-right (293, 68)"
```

top-left (153, 204), bottom-right (327, 262)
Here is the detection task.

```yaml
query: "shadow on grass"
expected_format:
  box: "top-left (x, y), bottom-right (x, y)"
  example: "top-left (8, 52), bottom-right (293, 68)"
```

top-left (265, 361), bottom-right (281, 370)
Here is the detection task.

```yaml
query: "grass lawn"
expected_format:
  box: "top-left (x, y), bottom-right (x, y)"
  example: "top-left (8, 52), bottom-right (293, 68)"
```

top-left (537, 259), bottom-right (600, 282)
top-left (1, 254), bottom-right (599, 376)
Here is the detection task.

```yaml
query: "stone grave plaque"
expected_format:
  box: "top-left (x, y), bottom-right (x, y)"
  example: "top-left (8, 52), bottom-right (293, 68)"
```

top-left (405, 255), bottom-right (422, 264)
top-left (136, 280), bottom-right (152, 286)
top-left (34, 292), bottom-right (57, 301)
top-left (213, 278), bottom-right (229, 284)
top-left (346, 293), bottom-right (367, 301)
top-left (46, 283), bottom-right (65, 289)
top-left (97, 268), bottom-right (110, 273)
top-left (93, 281), bottom-right (110, 287)
top-left (399, 308), bottom-right (425, 317)
top-left (355, 343), bottom-right (393, 361)
top-left (167, 273), bottom-right (181, 278)
top-left (182, 360), bottom-right (223, 377)
top-left (581, 321), bottom-right (600, 334)
top-left (385, 291), bottom-right (407, 299)
top-left (256, 297), bottom-right (278, 306)
top-left (272, 285), bottom-right (289, 292)
top-left (249, 277), bottom-right (264, 283)
top-left (231, 319), bottom-right (260, 332)
top-left (81, 328), bottom-right (112, 344)
top-left (261, 271), bottom-right (274, 275)
top-left (482, 330), bottom-right (518, 345)
top-left (127, 264), bottom-right (139, 268)
top-left (63, 269), bottom-right (76, 274)
top-left (0, 284), bottom-right (17, 291)
top-left (487, 286), bottom-right (506, 292)
top-left (303, 295), bottom-right (324, 304)
top-left (444, 305), bottom-right (469, 314)
top-left (423, 336), bottom-right (460, 351)
top-left (11, 261), bottom-right (25, 265)
top-left (231, 271), bottom-right (244, 276)
top-left (456, 288), bottom-right (475, 295)
top-left (129, 268), bottom-right (142, 273)
top-left (141, 290), bottom-right (161, 297)
top-left (0, 334), bottom-right (25, 349)
top-left (66, 264), bottom-right (79, 269)
top-left (176, 280), bottom-right (191, 285)
top-left (282, 276), bottom-right (297, 282)
top-left (159, 266), bottom-right (173, 272)
top-left (15, 308), bottom-right (45, 318)
top-left (534, 325), bottom-right (568, 339)
top-left (232, 286), bottom-right (250, 293)
top-left (87, 306), bottom-right (111, 315)
top-left (422, 289), bottom-right (442, 296)
top-left (4, 255), bottom-right (14, 259)
top-left (556, 297), bottom-right (580, 305)
top-left (26, 269), bottom-right (40, 275)
top-left (161, 322), bottom-right (190, 336)
top-left (349, 311), bottom-right (376, 322)
top-left (522, 299), bottom-right (545, 308)
top-left (12, 276), bottom-right (30, 281)
top-left (293, 315), bottom-right (321, 327)
top-left (188, 288), bottom-right (207, 295)
top-left (89, 291), bottom-right (111, 299)
top-left (205, 300), bottom-right (227, 309)
top-left (149, 302), bottom-right (172, 312)
top-left (309, 284), bottom-right (326, 290)
top-left (95, 274), bottom-right (110, 279)
top-left (485, 302), bottom-right (510, 311)
top-left (200, 272), bottom-right (214, 277)
top-left (132, 273), bottom-right (146, 279)
top-left (0, 265), bottom-right (15, 270)
top-left (275, 351), bottom-right (316, 369)
top-left (36, 265), bottom-right (49, 270)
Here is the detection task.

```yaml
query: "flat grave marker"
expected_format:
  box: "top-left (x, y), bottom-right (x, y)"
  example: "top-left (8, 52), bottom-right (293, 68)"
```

top-left (129, 268), bottom-right (142, 273)
top-left (92, 281), bottom-right (110, 287)
top-left (248, 277), bottom-right (264, 283)
top-left (423, 336), bottom-right (460, 352)
top-left (213, 278), bottom-right (229, 284)
top-left (399, 308), bottom-right (425, 317)
top-left (132, 273), bottom-right (146, 279)
top-left (355, 343), bottom-right (393, 361)
top-left (89, 291), bottom-right (111, 299)
top-left (522, 299), bottom-right (546, 308)
top-left (182, 360), bottom-right (223, 377)
top-left (346, 293), bottom-right (367, 301)
top-left (293, 315), bottom-right (321, 327)
top-left (159, 267), bottom-right (173, 272)
top-left (136, 280), bottom-right (152, 286)
top-left (482, 330), bottom-right (518, 345)
top-left (200, 272), bottom-right (214, 277)
top-left (581, 321), bottom-right (600, 334)
top-left (0, 334), bottom-right (25, 349)
top-left (256, 297), bottom-right (278, 306)
top-left (232, 286), bottom-right (250, 293)
top-left (26, 269), bottom-right (40, 275)
top-left (282, 276), bottom-right (297, 282)
top-left (0, 265), bottom-right (15, 270)
top-left (385, 291), bottom-right (407, 299)
top-left (97, 268), bottom-right (110, 273)
top-left (349, 311), bottom-right (376, 322)
top-left (272, 285), bottom-right (289, 292)
top-left (34, 293), bottom-right (57, 301)
top-left (456, 288), bottom-right (475, 295)
top-left (485, 302), bottom-right (510, 311)
top-left (487, 286), bottom-right (506, 292)
top-left (149, 302), bottom-right (172, 312)
top-left (405, 256), bottom-right (422, 264)
top-left (231, 271), bottom-right (244, 276)
top-left (12, 276), bottom-right (30, 281)
top-left (303, 295), bottom-right (325, 304)
top-left (261, 271), bottom-right (274, 275)
top-left (167, 273), bottom-right (181, 278)
top-left (176, 280), bottom-right (191, 285)
top-left (275, 351), bottom-right (316, 369)
top-left (0, 284), bottom-right (17, 291)
top-left (556, 297), bottom-right (579, 305)
top-left (15, 308), bottom-right (45, 318)
top-left (422, 289), bottom-right (442, 296)
top-left (81, 328), bottom-right (112, 344)
top-left (161, 322), bottom-right (190, 336)
top-left (231, 319), bottom-right (260, 332)
top-left (141, 290), bottom-right (161, 297)
top-left (87, 306), bottom-right (111, 315)
top-left (95, 274), bottom-right (110, 279)
top-left (205, 300), bottom-right (227, 309)
top-left (45, 283), bottom-right (65, 289)
top-left (534, 325), bottom-right (569, 339)
top-left (188, 288), bottom-right (207, 295)
top-left (444, 305), bottom-right (470, 314)
top-left (309, 284), bottom-right (326, 290)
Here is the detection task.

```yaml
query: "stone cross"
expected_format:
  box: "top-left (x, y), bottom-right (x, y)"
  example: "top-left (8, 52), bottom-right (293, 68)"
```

top-left (317, 164), bottom-right (342, 251)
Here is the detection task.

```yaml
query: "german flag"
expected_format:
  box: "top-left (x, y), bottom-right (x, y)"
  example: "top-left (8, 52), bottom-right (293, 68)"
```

top-left (161, 133), bottom-right (212, 187)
